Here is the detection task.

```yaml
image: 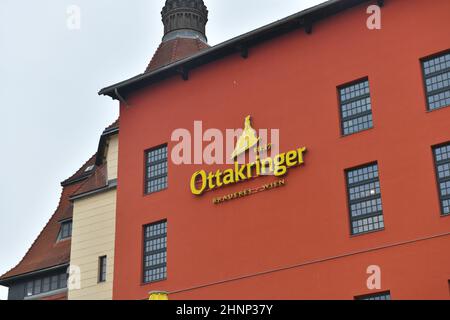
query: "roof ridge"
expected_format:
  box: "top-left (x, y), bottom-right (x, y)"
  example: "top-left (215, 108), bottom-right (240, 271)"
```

top-left (146, 42), bottom-right (165, 72)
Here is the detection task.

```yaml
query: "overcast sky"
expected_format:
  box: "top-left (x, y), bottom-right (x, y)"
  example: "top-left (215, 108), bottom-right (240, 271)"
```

top-left (0, 0), bottom-right (325, 300)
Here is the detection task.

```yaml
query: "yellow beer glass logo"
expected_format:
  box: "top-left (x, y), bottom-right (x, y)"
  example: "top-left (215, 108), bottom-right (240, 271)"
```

top-left (230, 115), bottom-right (260, 159)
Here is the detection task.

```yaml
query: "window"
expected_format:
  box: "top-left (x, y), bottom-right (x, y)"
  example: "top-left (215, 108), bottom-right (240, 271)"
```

top-left (85, 165), bottom-right (95, 172)
top-left (24, 271), bottom-right (68, 297)
top-left (339, 78), bottom-right (373, 135)
top-left (58, 220), bottom-right (72, 240)
top-left (42, 277), bottom-right (50, 292)
top-left (356, 291), bottom-right (391, 300)
top-left (145, 145), bottom-right (168, 194)
top-left (422, 51), bottom-right (450, 111)
top-left (433, 143), bottom-right (450, 216)
top-left (50, 275), bottom-right (58, 291)
top-left (346, 163), bottom-right (384, 235)
top-left (26, 282), bottom-right (33, 297)
top-left (98, 256), bottom-right (107, 283)
top-left (143, 220), bottom-right (167, 283)
top-left (33, 279), bottom-right (41, 295)
top-left (59, 273), bottom-right (67, 289)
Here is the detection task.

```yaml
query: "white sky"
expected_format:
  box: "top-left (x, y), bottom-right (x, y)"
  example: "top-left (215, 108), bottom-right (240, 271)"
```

top-left (0, 0), bottom-right (325, 300)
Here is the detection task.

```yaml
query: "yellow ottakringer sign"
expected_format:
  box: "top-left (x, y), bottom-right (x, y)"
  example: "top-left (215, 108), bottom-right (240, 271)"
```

top-left (189, 116), bottom-right (307, 198)
top-left (149, 291), bottom-right (169, 300)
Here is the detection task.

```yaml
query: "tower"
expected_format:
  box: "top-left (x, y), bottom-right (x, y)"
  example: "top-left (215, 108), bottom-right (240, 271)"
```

top-left (146, 0), bottom-right (210, 72)
top-left (161, 0), bottom-right (208, 43)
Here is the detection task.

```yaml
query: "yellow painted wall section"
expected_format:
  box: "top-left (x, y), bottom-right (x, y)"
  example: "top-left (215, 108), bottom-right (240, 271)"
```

top-left (106, 135), bottom-right (119, 181)
top-left (68, 189), bottom-right (116, 300)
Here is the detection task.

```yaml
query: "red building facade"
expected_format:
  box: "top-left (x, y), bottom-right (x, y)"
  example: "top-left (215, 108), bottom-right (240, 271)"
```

top-left (100, 0), bottom-right (450, 300)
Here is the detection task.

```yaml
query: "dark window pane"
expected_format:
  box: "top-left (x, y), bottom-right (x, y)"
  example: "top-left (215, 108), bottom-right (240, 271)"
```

top-left (33, 279), bottom-right (41, 295)
top-left (26, 281), bottom-right (33, 297)
top-left (339, 79), bottom-right (374, 135)
top-left (422, 52), bottom-right (450, 111)
top-left (59, 273), bottom-right (67, 289)
top-left (145, 145), bottom-right (168, 194)
top-left (42, 277), bottom-right (50, 292)
top-left (346, 163), bottom-right (384, 235)
top-left (59, 220), bottom-right (72, 240)
top-left (50, 275), bottom-right (58, 291)
top-left (143, 221), bottom-right (167, 283)
top-left (24, 272), bottom-right (69, 297)
top-left (433, 143), bottom-right (450, 216)
top-left (356, 291), bottom-right (391, 300)
top-left (99, 256), bottom-right (107, 282)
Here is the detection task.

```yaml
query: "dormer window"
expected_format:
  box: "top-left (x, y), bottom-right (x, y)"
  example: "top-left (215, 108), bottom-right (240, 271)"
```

top-left (58, 220), bottom-right (72, 241)
top-left (85, 165), bottom-right (95, 172)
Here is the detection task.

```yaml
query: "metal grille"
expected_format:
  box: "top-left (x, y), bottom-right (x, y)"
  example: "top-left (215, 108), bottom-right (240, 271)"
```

top-left (339, 79), bottom-right (373, 135)
top-left (433, 143), bottom-right (450, 215)
top-left (357, 291), bottom-right (391, 300)
top-left (422, 52), bottom-right (450, 111)
top-left (145, 145), bottom-right (168, 194)
top-left (143, 221), bottom-right (167, 283)
top-left (99, 256), bottom-right (107, 282)
top-left (346, 163), bottom-right (384, 235)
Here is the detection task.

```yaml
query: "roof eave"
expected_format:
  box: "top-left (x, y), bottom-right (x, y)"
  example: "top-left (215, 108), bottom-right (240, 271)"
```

top-left (0, 263), bottom-right (69, 287)
top-left (70, 179), bottom-right (117, 202)
top-left (60, 171), bottom-right (92, 187)
top-left (98, 0), bottom-right (371, 100)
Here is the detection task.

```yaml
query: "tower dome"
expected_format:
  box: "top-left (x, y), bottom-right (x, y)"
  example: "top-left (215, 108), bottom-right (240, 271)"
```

top-left (146, 0), bottom-right (210, 72)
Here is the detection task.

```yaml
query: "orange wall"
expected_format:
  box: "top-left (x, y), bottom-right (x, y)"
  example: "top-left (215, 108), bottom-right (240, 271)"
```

top-left (113, 0), bottom-right (450, 300)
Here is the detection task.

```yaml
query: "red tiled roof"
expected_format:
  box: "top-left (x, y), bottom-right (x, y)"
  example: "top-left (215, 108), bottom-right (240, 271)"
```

top-left (60, 154), bottom-right (97, 186)
top-left (0, 184), bottom-right (78, 281)
top-left (0, 119), bottom-right (120, 284)
top-left (0, 158), bottom-right (95, 282)
top-left (74, 119), bottom-right (120, 197)
top-left (71, 164), bottom-right (108, 198)
top-left (146, 37), bottom-right (210, 72)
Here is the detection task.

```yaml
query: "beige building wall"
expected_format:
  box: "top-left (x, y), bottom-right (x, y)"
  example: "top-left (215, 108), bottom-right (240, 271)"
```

top-left (68, 189), bottom-right (116, 300)
top-left (106, 135), bottom-right (119, 180)
top-left (68, 133), bottom-right (118, 300)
